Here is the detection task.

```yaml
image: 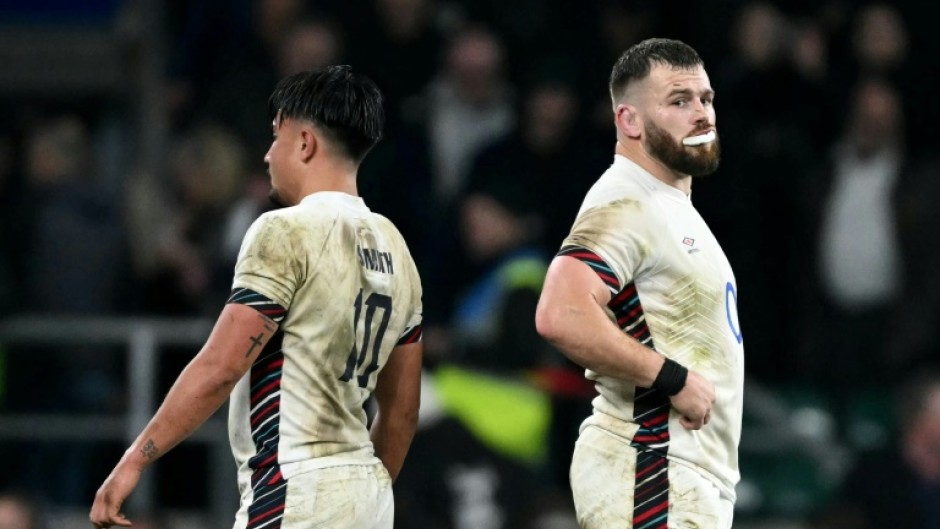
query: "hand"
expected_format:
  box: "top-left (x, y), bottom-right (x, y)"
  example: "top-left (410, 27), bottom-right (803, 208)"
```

top-left (669, 370), bottom-right (715, 430)
top-left (89, 464), bottom-right (141, 528)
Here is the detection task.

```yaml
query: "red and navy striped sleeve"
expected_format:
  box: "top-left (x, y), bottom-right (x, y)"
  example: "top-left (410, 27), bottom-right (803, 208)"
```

top-left (396, 324), bottom-right (422, 346)
top-left (228, 287), bottom-right (288, 323)
top-left (558, 245), bottom-right (621, 294)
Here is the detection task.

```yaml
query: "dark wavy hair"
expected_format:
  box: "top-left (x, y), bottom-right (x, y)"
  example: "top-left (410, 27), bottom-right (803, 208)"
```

top-left (268, 65), bottom-right (384, 162)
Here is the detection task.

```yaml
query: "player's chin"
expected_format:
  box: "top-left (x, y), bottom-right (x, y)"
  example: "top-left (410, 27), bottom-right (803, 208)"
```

top-left (268, 188), bottom-right (289, 208)
top-left (689, 150), bottom-right (721, 177)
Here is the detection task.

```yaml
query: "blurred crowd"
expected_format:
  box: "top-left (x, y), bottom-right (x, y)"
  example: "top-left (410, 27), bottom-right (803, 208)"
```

top-left (2, 0), bottom-right (940, 527)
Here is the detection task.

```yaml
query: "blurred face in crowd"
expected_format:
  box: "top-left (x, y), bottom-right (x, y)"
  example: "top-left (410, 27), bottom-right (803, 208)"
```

top-left (447, 30), bottom-right (504, 105)
top-left (278, 22), bottom-right (342, 76)
top-left (25, 115), bottom-right (89, 186)
top-left (0, 497), bottom-right (34, 529)
top-left (524, 83), bottom-right (577, 152)
top-left (905, 386), bottom-right (940, 483)
top-left (848, 79), bottom-right (902, 156)
top-left (256, 0), bottom-right (303, 48)
top-left (460, 194), bottom-right (525, 261)
top-left (376, 0), bottom-right (429, 39)
top-left (854, 4), bottom-right (908, 71)
top-left (172, 126), bottom-right (246, 211)
top-left (733, 1), bottom-right (785, 67)
top-left (629, 63), bottom-right (720, 177)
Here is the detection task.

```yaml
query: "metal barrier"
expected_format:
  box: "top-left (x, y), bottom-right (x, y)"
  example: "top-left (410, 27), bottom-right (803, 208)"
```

top-left (0, 315), bottom-right (237, 522)
top-left (0, 315), bottom-right (853, 524)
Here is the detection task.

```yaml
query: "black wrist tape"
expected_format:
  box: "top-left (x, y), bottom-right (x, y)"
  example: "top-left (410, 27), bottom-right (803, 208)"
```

top-left (652, 357), bottom-right (688, 396)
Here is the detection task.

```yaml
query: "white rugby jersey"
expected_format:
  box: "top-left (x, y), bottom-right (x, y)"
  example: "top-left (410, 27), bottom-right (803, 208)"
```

top-left (228, 192), bottom-right (423, 487)
top-left (561, 155), bottom-right (744, 500)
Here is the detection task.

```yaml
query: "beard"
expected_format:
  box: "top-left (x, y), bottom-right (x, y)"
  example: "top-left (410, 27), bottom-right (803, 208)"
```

top-left (644, 119), bottom-right (721, 177)
top-left (268, 187), bottom-right (289, 209)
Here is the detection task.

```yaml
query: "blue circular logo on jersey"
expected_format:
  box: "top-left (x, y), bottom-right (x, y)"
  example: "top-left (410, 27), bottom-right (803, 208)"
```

top-left (725, 282), bottom-right (743, 344)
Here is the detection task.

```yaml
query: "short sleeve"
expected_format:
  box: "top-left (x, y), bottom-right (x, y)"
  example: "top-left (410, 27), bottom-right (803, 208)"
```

top-left (232, 213), bottom-right (305, 310)
top-left (560, 200), bottom-right (653, 291)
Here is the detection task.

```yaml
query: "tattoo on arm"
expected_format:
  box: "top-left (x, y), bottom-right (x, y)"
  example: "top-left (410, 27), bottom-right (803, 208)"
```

top-left (245, 332), bottom-right (265, 358)
top-left (244, 314), bottom-right (278, 358)
top-left (140, 439), bottom-right (159, 461)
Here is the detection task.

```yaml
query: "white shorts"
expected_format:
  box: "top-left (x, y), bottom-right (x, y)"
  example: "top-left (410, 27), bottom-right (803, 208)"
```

top-left (570, 425), bottom-right (734, 529)
top-left (233, 462), bottom-right (394, 529)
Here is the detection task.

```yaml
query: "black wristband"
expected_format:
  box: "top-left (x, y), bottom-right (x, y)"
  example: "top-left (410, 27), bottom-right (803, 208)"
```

top-left (652, 358), bottom-right (688, 396)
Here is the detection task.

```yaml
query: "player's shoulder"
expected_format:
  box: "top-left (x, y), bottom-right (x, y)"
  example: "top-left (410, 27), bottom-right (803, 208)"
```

top-left (243, 203), bottom-right (344, 252)
top-left (247, 206), bottom-right (303, 234)
top-left (594, 158), bottom-right (654, 199)
top-left (579, 174), bottom-right (651, 219)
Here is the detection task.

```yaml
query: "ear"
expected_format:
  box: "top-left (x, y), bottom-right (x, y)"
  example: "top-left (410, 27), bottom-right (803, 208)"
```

top-left (614, 103), bottom-right (642, 140)
top-left (299, 127), bottom-right (317, 162)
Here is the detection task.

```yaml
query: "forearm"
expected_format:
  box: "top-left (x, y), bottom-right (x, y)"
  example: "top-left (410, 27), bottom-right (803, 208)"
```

top-left (370, 409), bottom-right (418, 482)
top-left (553, 305), bottom-right (662, 384)
top-left (118, 354), bottom-right (241, 471)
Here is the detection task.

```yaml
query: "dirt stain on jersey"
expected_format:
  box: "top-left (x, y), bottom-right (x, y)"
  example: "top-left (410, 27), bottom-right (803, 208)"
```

top-left (567, 199), bottom-right (652, 264)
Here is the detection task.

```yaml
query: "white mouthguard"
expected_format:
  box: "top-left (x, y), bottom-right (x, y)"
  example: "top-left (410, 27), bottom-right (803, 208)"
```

top-left (682, 130), bottom-right (716, 146)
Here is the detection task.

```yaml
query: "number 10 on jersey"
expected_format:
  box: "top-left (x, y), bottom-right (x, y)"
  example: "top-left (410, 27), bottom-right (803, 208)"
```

top-left (340, 289), bottom-right (392, 388)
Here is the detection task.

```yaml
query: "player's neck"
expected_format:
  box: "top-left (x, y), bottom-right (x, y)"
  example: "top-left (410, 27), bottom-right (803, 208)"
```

top-left (615, 141), bottom-right (691, 196)
top-left (298, 158), bottom-right (360, 199)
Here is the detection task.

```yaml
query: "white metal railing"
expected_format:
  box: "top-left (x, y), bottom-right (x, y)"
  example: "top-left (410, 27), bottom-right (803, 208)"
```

top-left (0, 315), bottom-right (237, 522)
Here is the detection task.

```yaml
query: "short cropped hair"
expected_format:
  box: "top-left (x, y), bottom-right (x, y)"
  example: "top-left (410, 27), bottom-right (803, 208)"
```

top-left (269, 65), bottom-right (384, 162)
top-left (609, 38), bottom-right (704, 102)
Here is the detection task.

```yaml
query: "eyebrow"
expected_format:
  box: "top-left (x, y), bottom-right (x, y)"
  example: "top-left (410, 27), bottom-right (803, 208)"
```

top-left (666, 87), bottom-right (714, 99)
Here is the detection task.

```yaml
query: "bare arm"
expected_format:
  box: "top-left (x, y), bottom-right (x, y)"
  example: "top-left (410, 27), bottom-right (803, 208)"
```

top-left (535, 256), bottom-right (714, 429)
top-left (535, 256), bottom-right (664, 383)
top-left (90, 303), bottom-right (279, 528)
top-left (370, 341), bottom-right (422, 482)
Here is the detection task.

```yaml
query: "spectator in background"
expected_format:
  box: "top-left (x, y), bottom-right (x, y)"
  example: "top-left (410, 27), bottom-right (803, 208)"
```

top-left (581, 0), bottom-right (657, 136)
top-left (276, 17), bottom-right (344, 76)
top-left (812, 368), bottom-right (940, 529)
top-left (833, 3), bottom-right (936, 159)
top-left (17, 113), bottom-right (126, 398)
top-left (21, 114), bottom-right (126, 316)
top-left (405, 24), bottom-right (515, 207)
top-left (398, 23), bottom-right (516, 349)
top-left (449, 171), bottom-right (549, 370)
top-left (343, 0), bottom-right (443, 124)
top-left (802, 78), bottom-right (907, 390)
top-left (168, 0), bottom-right (309, 154)
top-left (448, 128), bottom-right (601, 494)
top-left (127, 123), bottom-right (248, 317)
top-left (475, 75), bottom-right (609, 484)
top-left (10, 114), bottom-right (129, 504)
top-left (454, 0), bottom-right (600, 93)
top-left (701, 1), bottom-right (818, 382)
top-left (887, 158), bottom-right (940, 374)
top-left (788, 15), bottom-right (840, 151)
top-left (467, 73), bottom-right (609, 252)
top-left (0, 491), bottom-right (42, 529)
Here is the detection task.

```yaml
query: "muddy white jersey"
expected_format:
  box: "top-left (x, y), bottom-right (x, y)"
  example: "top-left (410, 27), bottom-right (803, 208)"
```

top-left (560, 155), bottom-right (744, 500)
top-left (228, 191), bottom-right (423, 484)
